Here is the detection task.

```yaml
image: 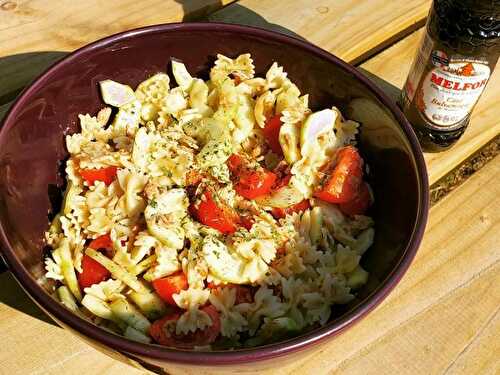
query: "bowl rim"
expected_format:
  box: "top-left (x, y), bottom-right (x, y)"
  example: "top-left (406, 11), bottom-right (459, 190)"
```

top-left (0, 21), bottom-right (429, 365)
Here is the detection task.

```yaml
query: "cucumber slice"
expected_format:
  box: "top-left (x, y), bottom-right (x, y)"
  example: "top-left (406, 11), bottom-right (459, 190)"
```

top-left (57, 239), bottom-right (82, 301)
top-left (124, 326), bottom-right (152, 343)
top-left (129, 289), bottom-right (167, 320)
top-left (309, 207), bottom-right (323, 245)
top-left (99, 80), bottom-right (136, 107)
top-left (109, 298), bottom-right (151, 334)
top-left (346, 265), bottom-right (369, 289)
top-left (57, 285), bottom-right (78, 312)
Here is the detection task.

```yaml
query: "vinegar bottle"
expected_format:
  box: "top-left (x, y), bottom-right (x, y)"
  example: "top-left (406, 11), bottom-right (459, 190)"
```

top-left (400, 0), bottom-right (500, 152)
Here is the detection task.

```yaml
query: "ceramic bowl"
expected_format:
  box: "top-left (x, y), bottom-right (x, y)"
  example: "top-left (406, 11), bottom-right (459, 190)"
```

top-left (0, 23), bottom-right (428, 373)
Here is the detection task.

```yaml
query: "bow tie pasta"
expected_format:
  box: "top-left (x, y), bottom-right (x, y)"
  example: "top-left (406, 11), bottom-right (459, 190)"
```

top-left (44, 53), bottom-right (374, 349)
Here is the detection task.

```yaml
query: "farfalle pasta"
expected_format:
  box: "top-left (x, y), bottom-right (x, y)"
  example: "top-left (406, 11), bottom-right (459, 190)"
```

top-left (44, 53), bottom-right (375, 349)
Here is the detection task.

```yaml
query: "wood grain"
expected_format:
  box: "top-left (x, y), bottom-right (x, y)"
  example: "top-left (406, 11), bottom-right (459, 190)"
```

top-left (0, 155), bottom-right (498, 374)
top-left (1, 2), bottom-right (499, 373)
top-left (445, 308), bottom-right (500, 375)
top-left (0, 0), bottom-right (430, 104)
top-left (360, 28), bottom-right (500, 185)
top-left (3, 28), bottom-right (497, 189)
top-left (0, 0), bottom-right (235, 104)
top-left (3, 30), bottom-right (498, 188)
top-left (209, 0), bottom-right (431, 64)
top-left (331, 264), bottom-right (499, 375)
top-left (0, 273), bottom-right (144, 375)
top-left (256, 154), bottom-right (500, 375)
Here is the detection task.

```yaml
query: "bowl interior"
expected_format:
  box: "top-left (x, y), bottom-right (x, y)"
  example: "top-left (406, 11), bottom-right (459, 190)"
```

top-left (0, 24), bottom-right (426, 362)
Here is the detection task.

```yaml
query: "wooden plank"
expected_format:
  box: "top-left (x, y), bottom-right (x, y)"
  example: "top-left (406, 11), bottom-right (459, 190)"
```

top-left (331, 264), bottom-right (499, 375)
top-left (0, 0), bottom-right (430, 105)
top-left (0, 272), bottom-right (144, 375)
top-left (0, 154), bottom-right (498, 374)
top-left (4, 28), bottom-right (497, 188)
top-left (360, 28), bottom-right (500, 185)
top-left (255, 155), bottom-right (500, 375)
top-left (445, 309), bottom-right (500, 375)
top-left (4, 30), bottom-right (499, 189)
top-left (0, 0), bottom-right (235, 104)
top-left (209, 0), bottom-right (431, 64)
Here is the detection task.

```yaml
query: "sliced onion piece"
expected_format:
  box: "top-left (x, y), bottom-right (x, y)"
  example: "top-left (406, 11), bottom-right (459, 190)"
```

top-left (300, 109), bottom-right (336, 155)
top-left (99, 80), bottom-right (136, 107)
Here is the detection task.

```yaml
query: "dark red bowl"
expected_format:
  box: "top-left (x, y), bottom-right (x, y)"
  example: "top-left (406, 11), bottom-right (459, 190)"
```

top-left (0, 23), bottom-right (428, 372)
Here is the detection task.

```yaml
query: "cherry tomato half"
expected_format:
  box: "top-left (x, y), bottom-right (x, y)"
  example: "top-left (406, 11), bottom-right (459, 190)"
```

top-left (262, 114), bottom-right (283, 155)
top-left (190, 191), bottom-right (240, 234)
top-left (77, 255), bottom-right (110, 289)
top-left (152, 272), bottom-right (189, 306)
top-left (338, 182), bottom-right (373, 216)
top-left (227, 154), bottom-right (277, 199)
top-left (314, 146), bottom-right (364, 204)
top-left (150, 305), bottom-right (221, 348)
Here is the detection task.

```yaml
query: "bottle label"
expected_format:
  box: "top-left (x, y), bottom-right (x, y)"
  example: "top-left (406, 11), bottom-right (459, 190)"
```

top-left (403, 32), bottom-right (434, 104)
top-left (416, 57), bottom-right (491, 130)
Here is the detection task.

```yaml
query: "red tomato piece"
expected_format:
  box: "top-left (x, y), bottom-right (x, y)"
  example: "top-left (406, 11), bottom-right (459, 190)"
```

top-left (190, 191), bottom-right (240, 234)
top-left (88, 234), bottom-right (113, 254)
top-left (80, 166), bottom-right (118, 186)
top-left (227, 154), bottom-right (277, 199)
top-left (234, 170), bottom-right (276, 199)
top-left (262, 114), bottom-right (283, 155)
top-left (152, 272), bottom-right (189, 306)
top-left (271, 199), bottom-right (311, 219)
top-left (88, 234), bottom-right (112, 250)
top-left (77, 255), bottom-right (110, 289)
top-left (150, 305), bottom-right (221, 348)
top-left (314, 146), bottom-right (364, 204)
top-left (339, 182), bottom-right (373, 216)
top-left (227, 154), bottom-right (244, 171)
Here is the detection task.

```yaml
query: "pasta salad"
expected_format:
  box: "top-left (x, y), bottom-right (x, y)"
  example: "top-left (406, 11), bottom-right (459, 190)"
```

top-left (44, 53), bottom-right (375, 349)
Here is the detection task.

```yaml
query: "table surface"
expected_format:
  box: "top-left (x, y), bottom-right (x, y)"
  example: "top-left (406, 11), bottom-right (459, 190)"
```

top-left (0, 1), bottom-right (498, 374)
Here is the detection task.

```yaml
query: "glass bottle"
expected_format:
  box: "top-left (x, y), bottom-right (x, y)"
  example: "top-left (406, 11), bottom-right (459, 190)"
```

top-left (400, 0), bottom-right (500, 152)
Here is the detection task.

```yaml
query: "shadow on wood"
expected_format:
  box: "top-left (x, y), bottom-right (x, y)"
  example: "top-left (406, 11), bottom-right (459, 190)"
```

top-left (0, 272), bottom-right (57, 326)
top-left (172, 0), bottom-right (305, 39)
top-left (173, 0), bottom-right (228, 22)
top-left (356, 67), bottom-right (402, 103)
top-left (0, 51), bottom-right (68, 106)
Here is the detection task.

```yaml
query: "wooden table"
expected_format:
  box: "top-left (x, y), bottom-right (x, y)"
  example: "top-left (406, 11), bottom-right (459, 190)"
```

top-left (0, 1), bottom-right (498, 374)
